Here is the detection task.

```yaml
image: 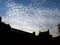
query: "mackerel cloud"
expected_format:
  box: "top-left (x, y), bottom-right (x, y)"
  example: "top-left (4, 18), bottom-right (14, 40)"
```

top-left (2, 2), bottom-right (60, 37)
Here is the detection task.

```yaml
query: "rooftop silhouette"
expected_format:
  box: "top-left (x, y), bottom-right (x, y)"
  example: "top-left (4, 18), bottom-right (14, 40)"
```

top-left (0, 17), bottom-right (60, 44)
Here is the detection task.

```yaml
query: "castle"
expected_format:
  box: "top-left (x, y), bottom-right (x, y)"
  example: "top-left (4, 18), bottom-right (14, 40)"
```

top-left (0, 17), bottom-right (60, 45)
top-left (0, 17), bottom-right (52, 41)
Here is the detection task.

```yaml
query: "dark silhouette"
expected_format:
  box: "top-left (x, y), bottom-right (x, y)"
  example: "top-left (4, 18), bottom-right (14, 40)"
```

top-left (0, 17), bottom-right (1, 22)
top-left (0, 17), bottom-right (60, 44)
top-left (58, 24), bottom-right (60, 34)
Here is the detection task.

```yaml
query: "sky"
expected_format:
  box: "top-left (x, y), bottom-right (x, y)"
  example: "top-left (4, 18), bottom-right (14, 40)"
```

top-left (0, 0), bottom-right (60, 37)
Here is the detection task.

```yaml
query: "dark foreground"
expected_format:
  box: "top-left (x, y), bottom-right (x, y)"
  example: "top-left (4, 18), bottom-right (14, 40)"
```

top-left (0, 17), bottom-right (60, 45)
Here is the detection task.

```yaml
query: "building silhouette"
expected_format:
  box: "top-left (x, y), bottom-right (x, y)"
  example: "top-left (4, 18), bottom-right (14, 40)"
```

top-left (0, 17), bottom-right (60, 44)
top-left (58, 24), bottom-right (60, 35)
top-left (0, 17), bottom-right (1, 22)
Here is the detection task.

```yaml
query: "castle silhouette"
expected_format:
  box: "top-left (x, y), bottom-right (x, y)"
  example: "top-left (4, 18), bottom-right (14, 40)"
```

top-left (0, 17), bottom-right (60, 44)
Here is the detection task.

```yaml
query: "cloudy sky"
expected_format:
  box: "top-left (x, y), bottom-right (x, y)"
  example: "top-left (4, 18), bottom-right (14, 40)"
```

top-left (0, 0), bottom-right (60, 37)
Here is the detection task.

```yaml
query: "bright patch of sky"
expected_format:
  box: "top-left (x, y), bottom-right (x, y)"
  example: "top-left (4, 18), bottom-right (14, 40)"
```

top-left (0, 0), bottom-right (60, 37)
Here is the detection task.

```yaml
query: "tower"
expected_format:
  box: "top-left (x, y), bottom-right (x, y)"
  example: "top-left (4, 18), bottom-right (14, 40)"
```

top-left (57, 24), bottom-right (60, 35)
top-left (0, 17), bottom-right (1, 22)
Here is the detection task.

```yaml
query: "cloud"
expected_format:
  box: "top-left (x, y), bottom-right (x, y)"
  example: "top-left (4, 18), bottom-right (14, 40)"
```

top-left (22, 0), bottom-right (60, 9)
top-left (2, 2), bottom-right (60, 37)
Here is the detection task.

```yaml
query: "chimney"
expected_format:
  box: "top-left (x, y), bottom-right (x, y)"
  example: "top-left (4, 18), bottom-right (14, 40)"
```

top-left (39, 31), bottom-right (41, 35)
top-left (33, 32), bottom-right (35, 35)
